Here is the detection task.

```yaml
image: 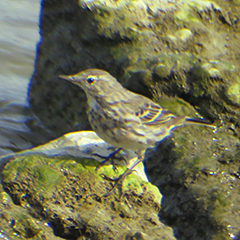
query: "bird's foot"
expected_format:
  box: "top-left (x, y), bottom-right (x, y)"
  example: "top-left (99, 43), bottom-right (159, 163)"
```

top-left (93, 148), bottom-right (126, 172)
top-left (100, 156), bottom-right (143, 198)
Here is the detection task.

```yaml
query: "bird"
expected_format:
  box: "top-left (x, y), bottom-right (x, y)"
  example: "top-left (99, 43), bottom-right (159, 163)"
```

top-left (59, 69), bottom-right (213, 194)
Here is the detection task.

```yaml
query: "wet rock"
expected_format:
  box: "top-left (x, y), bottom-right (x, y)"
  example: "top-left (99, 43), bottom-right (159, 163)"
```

top-left (29, 0), bottom-right (240, 135)
top-left (27, 0), bottom-right (240, 239)
top-left (145, 119), bottom-right (240, 240)
top-left (0, 131), bottom-right (174, 240)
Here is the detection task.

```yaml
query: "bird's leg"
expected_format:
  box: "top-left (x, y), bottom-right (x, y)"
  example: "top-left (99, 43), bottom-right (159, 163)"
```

top-left (93, 148), bottom-right (126, 172)
top-left (101, 155), bottom-right (144, 197)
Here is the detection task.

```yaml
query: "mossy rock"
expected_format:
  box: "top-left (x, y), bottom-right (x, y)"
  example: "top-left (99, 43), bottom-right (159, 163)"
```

top-left (1, 152), bottom-right (172, 239)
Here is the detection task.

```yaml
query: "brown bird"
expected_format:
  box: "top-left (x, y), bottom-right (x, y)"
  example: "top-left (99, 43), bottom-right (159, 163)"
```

top-left (60, 69), bottom-right (214, 194)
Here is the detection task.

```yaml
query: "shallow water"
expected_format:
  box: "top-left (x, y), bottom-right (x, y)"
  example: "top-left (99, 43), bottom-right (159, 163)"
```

top-left (0, 0), bottom-right (49, 156)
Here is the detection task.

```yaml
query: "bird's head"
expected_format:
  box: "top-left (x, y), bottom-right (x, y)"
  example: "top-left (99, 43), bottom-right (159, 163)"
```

top-left (59, 69), bottom-right (121, 97)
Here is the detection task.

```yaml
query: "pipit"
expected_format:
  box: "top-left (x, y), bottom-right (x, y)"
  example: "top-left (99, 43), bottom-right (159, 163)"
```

top-left (60, 69), bottom-right (213, 194)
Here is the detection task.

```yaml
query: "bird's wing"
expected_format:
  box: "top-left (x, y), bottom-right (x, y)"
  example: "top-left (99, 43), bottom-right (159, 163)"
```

top-left (123, 91), bottom-right (213, 129)
top-left (135, 101), bottom-right (178, 126)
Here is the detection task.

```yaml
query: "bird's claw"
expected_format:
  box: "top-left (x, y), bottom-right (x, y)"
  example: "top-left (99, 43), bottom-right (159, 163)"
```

top-left (92, 148), bottom-right (126, 172)
top-left (100, 168), bottom-right (135, 197)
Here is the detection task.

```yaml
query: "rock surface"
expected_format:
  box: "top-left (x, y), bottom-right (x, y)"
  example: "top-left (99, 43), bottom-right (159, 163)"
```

top-left (29, 0), bottom-right (240, 135)
top-left (26, 0), bottom-right (240, 239)
top-left (0, 131), bottom-right (169, 240)
top-left (145, 123), bottom-right (240, 240)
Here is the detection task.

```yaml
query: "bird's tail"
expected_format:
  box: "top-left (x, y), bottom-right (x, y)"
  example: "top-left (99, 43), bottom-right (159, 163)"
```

top-left (185, 117), bottom-right (215, 127)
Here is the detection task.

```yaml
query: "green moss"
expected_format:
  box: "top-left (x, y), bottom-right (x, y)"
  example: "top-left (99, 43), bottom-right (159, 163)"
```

top-left (175, 2), bottom-right (199, 23)
top-left (12, 213), bottom-right (41, 238)
top-left (175, 0), bottom-right (221, 23)
top-left (32, 165), bottom-right (62, 190)
top-left (156, 96), bottom-right (198, 117)
top-left (175, 28), bottom-right (193, 41)
top-left (2, 154), bottom-right (102, 198)
top-left (226, 78), bottom-right (240, 105)
top-left (0, 191), bottom-right (13, 206)
top-left (123, 68), bottom-right (153, 97)
top-left (94, 4), bottom-right (141, 40)
top-left (188, 65), bottom-right (210, 97)
top-left (2, 152), bottom-right (158, 202)
top-left (232, 0), bottom-right (240, 5)
top-left (154, 64), bottom-right (169, 79)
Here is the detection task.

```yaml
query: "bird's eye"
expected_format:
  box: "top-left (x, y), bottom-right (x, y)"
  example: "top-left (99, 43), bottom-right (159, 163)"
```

top-left (87, 77), bottom-right (95, 84)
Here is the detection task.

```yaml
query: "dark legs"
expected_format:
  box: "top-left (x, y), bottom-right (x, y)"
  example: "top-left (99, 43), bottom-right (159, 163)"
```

top-left (93, 148), bottom-right (125, 171)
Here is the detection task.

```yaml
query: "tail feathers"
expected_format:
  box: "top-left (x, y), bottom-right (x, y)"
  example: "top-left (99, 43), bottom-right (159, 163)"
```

top-left (185, 117), bottom-right (215, 127)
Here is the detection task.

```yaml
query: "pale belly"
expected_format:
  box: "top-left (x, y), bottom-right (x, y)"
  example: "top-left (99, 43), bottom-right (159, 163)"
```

top-left (87, 108), bottom-right (149, 150)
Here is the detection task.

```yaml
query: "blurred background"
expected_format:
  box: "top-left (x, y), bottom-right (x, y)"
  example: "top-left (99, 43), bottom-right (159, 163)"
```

top-left (0, 0), bottom-right (50, 156)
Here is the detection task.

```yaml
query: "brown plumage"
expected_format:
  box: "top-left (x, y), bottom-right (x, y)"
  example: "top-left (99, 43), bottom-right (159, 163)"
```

top-left (60, 69), bottom-right (213, 153)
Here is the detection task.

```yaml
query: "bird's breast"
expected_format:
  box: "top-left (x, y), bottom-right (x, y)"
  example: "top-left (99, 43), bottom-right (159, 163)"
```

top-left (86, 104), bottom-right (149, 150)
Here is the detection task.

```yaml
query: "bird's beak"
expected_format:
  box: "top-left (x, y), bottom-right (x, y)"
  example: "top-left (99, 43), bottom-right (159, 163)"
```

top-left (59, 74), bottom-right (74, 81)
top-left (59, 74), bottom-right (83, 84)
top-left (59, 74), bottom-right (85, 87)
